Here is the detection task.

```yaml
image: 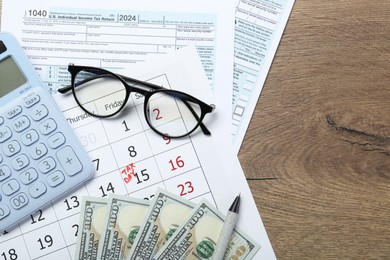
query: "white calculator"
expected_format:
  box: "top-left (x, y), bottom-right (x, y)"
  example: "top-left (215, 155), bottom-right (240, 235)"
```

top-left (0, 32), bottom-right (94, 231)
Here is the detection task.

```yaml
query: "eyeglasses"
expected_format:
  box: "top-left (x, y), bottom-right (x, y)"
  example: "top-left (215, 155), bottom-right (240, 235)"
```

top-left (58, 64), bottom-right (215, 138)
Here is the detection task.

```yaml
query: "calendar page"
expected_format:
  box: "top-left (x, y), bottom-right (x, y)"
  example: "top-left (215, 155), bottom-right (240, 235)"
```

top-left (0, 48), bottom-right (245, 259)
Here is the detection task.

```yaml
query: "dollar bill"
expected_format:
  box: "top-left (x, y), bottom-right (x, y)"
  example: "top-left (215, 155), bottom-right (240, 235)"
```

top-left (127, 188), bottom-right (196, 260)
top-left (96, 194), bottom-right (150, 260)
top-left (74, 196), bottom-right (109, 260)
top-left (154, 199), bottom-right (261, 260)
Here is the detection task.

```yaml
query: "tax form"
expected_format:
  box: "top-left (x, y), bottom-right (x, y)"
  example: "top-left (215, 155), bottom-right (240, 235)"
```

top-left (232, 0), bottom-right (295, 153)
top-left (1, 0), bottom-right (235, 133)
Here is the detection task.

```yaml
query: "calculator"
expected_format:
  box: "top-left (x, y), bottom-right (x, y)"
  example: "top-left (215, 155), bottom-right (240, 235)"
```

top-left (0, 32), bottom-right (94, 231)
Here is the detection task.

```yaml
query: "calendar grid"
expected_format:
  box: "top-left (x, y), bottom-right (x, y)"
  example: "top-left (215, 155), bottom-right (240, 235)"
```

top-left (50, 203), bottom-right (73, 259)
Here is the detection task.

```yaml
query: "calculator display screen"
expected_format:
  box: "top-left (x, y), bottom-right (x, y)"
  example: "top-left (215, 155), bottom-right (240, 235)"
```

top-left (0, 56), bottom-right (27, 98)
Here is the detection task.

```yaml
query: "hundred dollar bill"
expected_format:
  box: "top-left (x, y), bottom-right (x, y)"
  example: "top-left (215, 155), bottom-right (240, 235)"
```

top-left (154, 199), bottom-right (261, 260)
top-left (96, 194), bottom-right (150, 260)
top-left (127, 188), bottom-right (196, 260)
top-left (74, 196), bottom-right (109, 260)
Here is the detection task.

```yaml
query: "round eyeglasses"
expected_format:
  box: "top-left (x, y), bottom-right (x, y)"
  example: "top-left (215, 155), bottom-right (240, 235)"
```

top-left (58, 64), bottom-right (215, 138)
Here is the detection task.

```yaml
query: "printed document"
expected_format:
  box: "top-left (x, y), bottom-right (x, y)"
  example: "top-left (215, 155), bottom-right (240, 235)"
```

top-left (232, 0), bottom-right (295, 153)
top-left (1, 0), bottom-right (276, 259)
top-left (1, 0), bottom-right (235, 133)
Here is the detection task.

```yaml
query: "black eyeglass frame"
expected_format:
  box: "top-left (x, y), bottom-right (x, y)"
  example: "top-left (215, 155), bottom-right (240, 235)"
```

top-left (58, 64), bottom-right (215, 138)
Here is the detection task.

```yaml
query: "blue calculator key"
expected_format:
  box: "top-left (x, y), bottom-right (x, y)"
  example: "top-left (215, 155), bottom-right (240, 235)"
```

top-left (12, 115), bottom-right (31, 132)
top-left (11, 154), bottom-right (30, 171)
top-left (24, 94), bottom-right (40, 108)
top-left (3, 140), bottom-right (21, 157)
top-left (0, 165), bottom-right (11, 182)
top-left (0, 153), bottom-right (2, 163)
top-left (48, 132), bottom-right (66, 149)
top-left (30, 104), bottom-right (48, 121)
top-left (2, 178), bottom-right (20, 196)
top-left (0, 126), bottom-right (12, 143)
top-left (6, 105), bottom-right (22, 119)
top-left (38, 156), bottom-right (56, 173)
top-left (0, 116), bottom-right (4, 125)
top-left (21, 129), bottom-right (39, 146)
top-left (10, 193), bottom-right (29, 210)
top-left (29, 181), bottom-right (47, 198)
top-left (47, 171), bottom-right (65, 187)
top-left (29, 143), bottom-right (48, 160)
top-left (0, 203), bottom-right (10, 219)
top-left (57, 146), bottom-right (83, 176)
top-left (39, 118), bottom-right (57, 135)
top-left (20, 168), bottom-right (38, 185)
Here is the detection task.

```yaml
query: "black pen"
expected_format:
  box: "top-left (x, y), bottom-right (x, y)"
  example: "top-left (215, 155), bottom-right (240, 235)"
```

top-left (213, 194), bottom-right (241, 260)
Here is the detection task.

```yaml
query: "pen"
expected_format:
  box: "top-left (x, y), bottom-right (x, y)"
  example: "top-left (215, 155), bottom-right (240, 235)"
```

top-left (213, 194), bottom-right (241, 260)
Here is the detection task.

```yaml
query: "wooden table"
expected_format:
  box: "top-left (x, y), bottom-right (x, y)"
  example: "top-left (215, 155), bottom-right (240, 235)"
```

top-left (1, 1), bottom-right (390, 259)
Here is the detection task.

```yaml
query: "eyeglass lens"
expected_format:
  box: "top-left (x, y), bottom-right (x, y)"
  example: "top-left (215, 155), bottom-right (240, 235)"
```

top-left (74, 69), bottom-right (127, 116)
top-left (146, 91), bottom-right (203, 137)
top-left (73, 67), bottom-right (204, 137)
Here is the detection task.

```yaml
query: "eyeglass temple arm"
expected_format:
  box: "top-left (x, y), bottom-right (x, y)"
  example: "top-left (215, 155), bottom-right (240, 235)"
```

top-left (58, 74), bottom-right (115, 94)
top-left (58, 71), bottom-right (163, 94)
top-left (182, 99), bottom-right (213, 136)
top-left (58, 72), bottom-right (214, 136)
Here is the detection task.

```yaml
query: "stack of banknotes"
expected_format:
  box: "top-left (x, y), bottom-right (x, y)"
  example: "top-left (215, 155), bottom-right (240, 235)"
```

top-left (74, 188), bottom-right (260, 260)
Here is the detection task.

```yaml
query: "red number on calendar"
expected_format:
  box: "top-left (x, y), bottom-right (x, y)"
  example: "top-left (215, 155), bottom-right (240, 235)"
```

top-left (163, 135), bottom-right (171, 145)
top-left (169, 156), bottom-right (185, 171)
top-left (153, 108), bottom-right (162, 120)
top-left (177, 181), bottom-right (194, 196)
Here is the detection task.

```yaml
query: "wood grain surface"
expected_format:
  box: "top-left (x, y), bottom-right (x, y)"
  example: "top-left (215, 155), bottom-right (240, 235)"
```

top-left (239, 1), bottom-right (390, 259)
top-left (1, 1), bottom-right (390, 259)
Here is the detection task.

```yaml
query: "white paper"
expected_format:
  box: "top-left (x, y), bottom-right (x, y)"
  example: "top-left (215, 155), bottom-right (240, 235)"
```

top-left (0, 1), bottom-right (276, 259)
top-left (232, 0), bottom-right (295, 153)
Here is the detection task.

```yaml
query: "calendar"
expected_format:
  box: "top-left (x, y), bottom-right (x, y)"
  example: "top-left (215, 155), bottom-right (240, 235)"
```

top-left (0, 47), bottom-right (236, 260)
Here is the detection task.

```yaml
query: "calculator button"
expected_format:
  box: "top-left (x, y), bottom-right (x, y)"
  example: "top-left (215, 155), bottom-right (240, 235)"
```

top-left (30, 104), bottom-right (48, 121)
top-left (29, 181), bottom-right (47, 198)
top-left (0, 165), bottom-right (11, 182)
top-left (11, 154), bottom-right (30, 171)
top-left (10, 192), bottom-right (29, 209)
top-left (0, 116), bottom-right (3, 125)
top-left (57, 146), bottom-right (83, 176)
top-left (24, 94), bottom-right (40, 108)
top-left (39, 118), bottom-right (57, 135)
top-left (0, 153), bottom-right (2, 163)
top-left (3, 140), bottom-right (21, 157)
top-left (48, 132), bottom-right (66, 149)
top-left (20, 168), bottom-right (38, 185)
top-left (12, 115), bottom-right (30, 132)
top-left (2, 179), bottom-right (20, 196)
top-left (38, 156), bottom-right (56, 173)
top-left (6, 105), bottom-right (22, 119)
top-left (0, 126), bottom-right (12, 143)
top-left (30, 143), bottom-right (48, 160)
top-left (47, 171), bottom-right (65, 187)
top-left (21, 129), bottom-right (39, 146)
top-left (0, 203), bottom-right (10, 219)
